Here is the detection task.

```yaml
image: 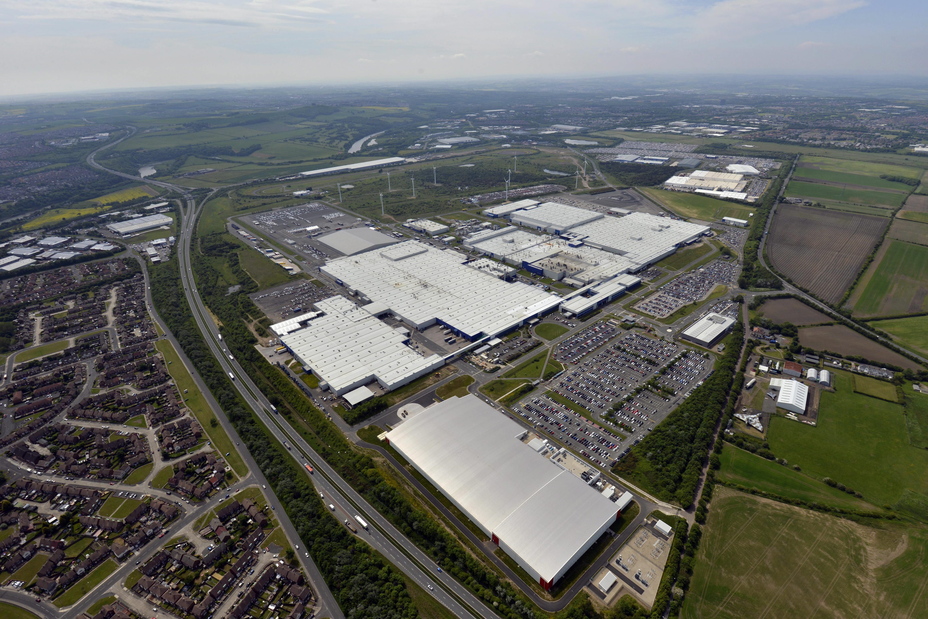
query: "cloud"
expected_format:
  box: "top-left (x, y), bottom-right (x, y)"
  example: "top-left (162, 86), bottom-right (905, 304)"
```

top-left (695, 0), bottom-right (866, 31)
top-left (798, 40), bottom-right (828, 49)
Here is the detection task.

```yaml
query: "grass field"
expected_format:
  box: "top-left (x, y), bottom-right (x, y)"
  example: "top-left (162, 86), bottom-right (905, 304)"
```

top-left (535, 323), bottom-right (569, 341)
top-left (238, 247), bottom-right (292, 289)
top-left (682, 488), bottom-right (928, 619)
top-left (435, 375), bottom-right (474, 400)
top-left (502, 350), bottom-right (550, 379)
top-left (156, 340), bottom-right (248, 477)
top-left (112, 497), bottom-right (145, 519)
top-left (480, 379), bottom-right (531, 401)
top-left (793, 165), bottom-right (917, 190)
top-left (853, 374), bottom-right (900, 402)
top-left (870, 315), bottom-right (928, 357)
top-left (767, 370), bottom-right (928, 506)
top-left (799, 154), bottom-right (926, 180)
top-left (904, 391), bottom-right (928, 450)
top-left (639, 187), bottom-right (754, 221)
top-left (16, 339), bottom-right (69, 362)
top-left (0, 603), bottom-right (39, 619)
top-left (785, 180), bottom-right (907, 208)
top-left (125, 414), bottom-right (147, 428)
top-left (898, 210), bottom-right (928, 224)
top-left (85, 596), bottom-right (117, 616)
top-left (123, 463), bottom-right (153, 485)
top-left (151, 465), bottom-right (174, 488)
top-left (53, 559), bottom-right (118, 607)
top-left (851, 240), bottom-right (928, 317)
top-left (655, 242), bottom-right (714, 271)
top-left (718, 445), bottom-right (877, 510)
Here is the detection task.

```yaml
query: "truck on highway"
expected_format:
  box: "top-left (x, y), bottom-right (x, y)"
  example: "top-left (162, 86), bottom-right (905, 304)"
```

top-left (354, 515), bottom-right (368, 530)
top-left (304, 463), bottom-right (313, 474)
top-left (228, 372), bottom-right (235, 380)
top-left (344, 519), bottom-right (357, 534)
top-left (218, 333), bottom-right (222, 341)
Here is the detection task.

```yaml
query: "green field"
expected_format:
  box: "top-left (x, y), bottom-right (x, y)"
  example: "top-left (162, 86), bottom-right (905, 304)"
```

top-left (655, 242), bottom-right (714, 271)
top-left (534, 323), bottom-right (569, 341)
top-left (156, 340), bottom-right (248, 477)
top-left (852, 240), bottom-right (928, 316)
top-left (785, 180), bottom-right (906, 208)
top-left (793, 166), bottom-right (916, 190)
top-left (435, 375), bottom-right (474, 400)
top-left (111, 497), bottom-right (144, 519)
top-left (53, 559), bottom-right (118, 607)
top-left (682, 489), bottom-right (928, 619)
top-left (125, 414), bottom-right (147, 428)
top-left (503, 350), bottom-right (550, 379)
top-left (480, 379), bottom-right (531, 401)
top-left (238, 247), bottom-right (293, 289)
top-left (16, 339), bottom-right (70, 362)
top-left (718, 445), bottom-right (877, 511)
top-left (151, 465), bottom-right (174, 489)
top-left (853, 374), bottom-right (900, 402)
top-left (904, 392), bottom-right (928, 450)
top-left (767, 370), bottom-right (928, 506)
top-left (800, 155), bottom-right (925, 180)
top-left (0, 602), bottom-right (40, 619)
top-left (123, 463), bottom-right (153, 485)
top-left (639, 187), bottom-right (754, 221)
top-left (96, 496), bottom-right (123, 518)
top-left (7, 553), bottom-right (47, 586)
top-left (898, 210), bottom-right (928, 224)
top-left (871, 315), bottom-right (928, 357)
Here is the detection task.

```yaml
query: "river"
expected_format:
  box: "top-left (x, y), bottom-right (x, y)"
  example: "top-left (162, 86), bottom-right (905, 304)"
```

top-left (347, 131), bottom-right (385, 154)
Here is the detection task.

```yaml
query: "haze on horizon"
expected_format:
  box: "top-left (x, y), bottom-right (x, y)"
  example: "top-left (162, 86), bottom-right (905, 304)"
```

top-left (0, 0), bottom-right (925, 98)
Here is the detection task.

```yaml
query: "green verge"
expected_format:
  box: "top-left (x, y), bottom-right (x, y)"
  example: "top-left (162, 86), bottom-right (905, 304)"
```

top-left (655, 242), bottom-right (714, 271)
top-left (53, 559), bottom-right (118, 607)
top-left (435, 375), bottom-right (474, 400)
top-left (0, 602), bottom-right (40, 619)
top-left (502, 350), bottom-right (550, 379)
top-left (16, 339), bottom-right (70, 362)
top-left (155, 339), bottom-right (248, 477)
top-left (534, 323), bottom-right (569, 341)
top-left (480, 379), bottom-right (530, 401)
top-left (151, 465), bottom-right (174, 489)
top-left (85, 596), bottom-right (117, 616)
top-left (123, 463), bottom-right (154, 486)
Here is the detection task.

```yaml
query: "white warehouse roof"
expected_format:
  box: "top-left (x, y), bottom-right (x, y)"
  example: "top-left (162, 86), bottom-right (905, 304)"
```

top-left (483, 199), bottom-right (539, 217)
top-left (276, 296), bottom-right (443, 395)
top-left (568, 212), bottom-right (710, 266)
top-left (776, 379), bottom-right (808, 414)
top-left (681, 313), bottom-right (736, 347)
top-left (322, 241), bottom-right (562, 340)
top-left (511, 202), bottom-right (604, 233)
top-left (317, 227), bottom-right (398, 256)
top-left (106, 214), bottom-right (172, 235)
top-left (299, 157), bottom-right (405, 178)
top-left (385, 395), bottom-right (618, 588)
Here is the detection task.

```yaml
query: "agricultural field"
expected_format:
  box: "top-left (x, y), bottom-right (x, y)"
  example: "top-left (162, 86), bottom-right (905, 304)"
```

top-left (853, 374), bottom-right (900, 402)
top-left (91, 185), bottom-right (158, 205)
top-left (792, 165), bottom-right (919, 191)
top-left (22, 204), bottom-right (112, 231)
top-left (638, 187), bottom-right (754, 221)
top-left (798, 155), bottom-right (925, 180)
top-left (850, 241), bottom-right (928, 317)
top-left (903, 194), bottom-right (928, 212)
top-left (767, 371), bottom-right (928, 506)
top-left (767, 205), bottom-right (887, 304)
top-left (756, 297), bottom-right (831, 326)
top-left (898, 210), bottom-right (928, 224)
top-left (798, 324), bottom-right (920, 370)
top-left (718, 445), bottom-right (878, 510)
top-left (887, 218), bottom-right (928, 245)
top-left (870, 315), bottom-right (928, 358)
top-left (682, 489), bottom-right (928, 619)
top-left (785, 180), bottom-right (907, 209)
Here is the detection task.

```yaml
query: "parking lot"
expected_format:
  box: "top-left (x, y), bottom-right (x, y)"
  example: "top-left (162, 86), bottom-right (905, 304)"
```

top-left (249, 279), bottom-right (337, 322)
top-left (634, 259), bottom-right (739, 318)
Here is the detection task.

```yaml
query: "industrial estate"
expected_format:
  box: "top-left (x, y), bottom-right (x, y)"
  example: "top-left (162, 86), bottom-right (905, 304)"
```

top-left (1, 79), bottom-right (928, 619)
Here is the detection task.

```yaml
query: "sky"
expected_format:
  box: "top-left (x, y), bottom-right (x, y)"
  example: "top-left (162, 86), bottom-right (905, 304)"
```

top-left (0, 0), bottom-right (926, 97)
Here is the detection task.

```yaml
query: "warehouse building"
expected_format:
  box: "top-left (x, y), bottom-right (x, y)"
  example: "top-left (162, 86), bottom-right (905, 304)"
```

top-left (770, 378), bottom-right (809, 414)
top-left (321, 241), bottom-right (562, 340)
top-left (299, 157), bottom-right (405, 178)
top-left (565, 212), bottom-right (709, 265)
top-left (560, 275), bottom-right (641, 317)
top-left (385, 395), bottom-right (619, 590)
top-left (511, 202), bottom-right (604, 234)
top-left (106, 214), bottom-right (173, 236)
top-left (316, 227), bottom-right (398, 256)
top-left (681, 313), bottom-right (736, 348)
top-left (483, 199), bottom-right (540, 217)
top-left (272, 296), bottom-right (443, 395)
top-left (664, 170), bottom-right (748, 193)
top-left (405, 219), bottom-right (450, 236)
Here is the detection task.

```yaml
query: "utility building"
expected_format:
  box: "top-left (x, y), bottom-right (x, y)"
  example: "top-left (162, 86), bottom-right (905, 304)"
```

top-left (680, 313), bottom-right (736, 348)
top-left (385, 395), bottom-right (619, 591)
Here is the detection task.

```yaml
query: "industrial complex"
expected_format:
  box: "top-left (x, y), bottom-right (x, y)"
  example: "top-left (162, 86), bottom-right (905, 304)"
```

top-left (106, 213), bottom-right (173, 236)
top-left (385, 395), bottom-right (622, 590)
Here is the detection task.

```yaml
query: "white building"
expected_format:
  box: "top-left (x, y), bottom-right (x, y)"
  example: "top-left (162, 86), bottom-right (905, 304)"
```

top-left (405, 219), bottom-right (450, 236)
top-left (299, 157), bottom-right (405, 178)
top-left (273, 296), bottom-right (443, 395)
top-left (819, 369), bottom-right (831, 386)
top-left (771, 378), bottom-right (808, 414)
top-left (106, 214), bottom-right (172, 236)
top-left (385, 395), bottom-right (619, 591)
top-left (680, 313), bottom-right (736, 348)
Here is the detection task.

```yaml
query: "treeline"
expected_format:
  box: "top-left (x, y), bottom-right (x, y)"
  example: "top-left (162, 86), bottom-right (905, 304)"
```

top-left (614, 322), bottom-right (744, 505)
top-left (189, 224), bottom-right (541, 618)
top-left (598, 162), bottom-right (678, 187)
top-left (149, 255), bottom-right (420, 618)
top-left (341, 396), bottom-right (388, 425)
top-left (738, 161), bottom-right (791, 290)
top-left (879, 174), bottom-right (920, 186)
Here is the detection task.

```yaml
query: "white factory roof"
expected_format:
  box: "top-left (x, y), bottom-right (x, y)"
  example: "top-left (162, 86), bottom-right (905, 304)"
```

top-left (322, 241), bottom-right (562, 340)
top-left (317, 227), bottom-right (398, 256)
top-left (37, 236), bottom-right (69, 247)
top-left (694, 189), bottom-right (749, 201)
top-left (406, 219), bottom-right (450, 235)
top-left (681, 313), bottom-right (736, 347)
top-left (568, 212), bottom-right (710, 266)
top-left (386, 395), bottom-right (618, 586)
top-left (91, 243), bottom-right (117, 251)
top-left (106, 214), bottom-right (172, 235)
top-left (560, 274), bottom-right (639, 316)
top-left (276, 296), bottom-right (443, 395)
top-left (9, 247), bottom-right (40, 257)
top-left (776, 379), bottom-right (808, 413)
top-left (464, 226), bottom-right (554, 259)
top-left (299, 157), bottom-right (405, 178)
top-left (0, 255), bottom-right (18, 267)
top-left (511, 202), bottom-right (604, 232)
top-left (1, 258), bottom-right (36, 272)
top-left (483, 199), bottom-right (539, 217)
top-left (654, 520), bottom-right (673, 536)
top-left (70, 240), bottom-right (97, 250)
top-left (343, 385), bottom-right (376, 406)
top-left (726, 164), bottom-right (760, 175)
top-left (11, 236), bottom-right (35, 244)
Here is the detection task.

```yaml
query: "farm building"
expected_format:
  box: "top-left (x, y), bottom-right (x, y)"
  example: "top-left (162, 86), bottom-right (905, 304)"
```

top-left (680, 313), bottom-right (736, 348)
top-left (321, 240), bottom-right (562, 340)
top-left (784, 361), bottom-right (803, 378)
top-left (272, 296), bottom-right (443, 395)
top-left (106, 214), bottom-right (172, 236)
top-left (316, 227), bottom-right (398, 256)
top-left (807, 368), bottom-right (819, 382)
top-left (298, 157), bottom-right (405, 178)
top-left (385, 395), bottom-right (619, 591)
top-left (819, 369), bottom-right (831, 386)
top-left (770, 378), bottom-right (809, 414)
